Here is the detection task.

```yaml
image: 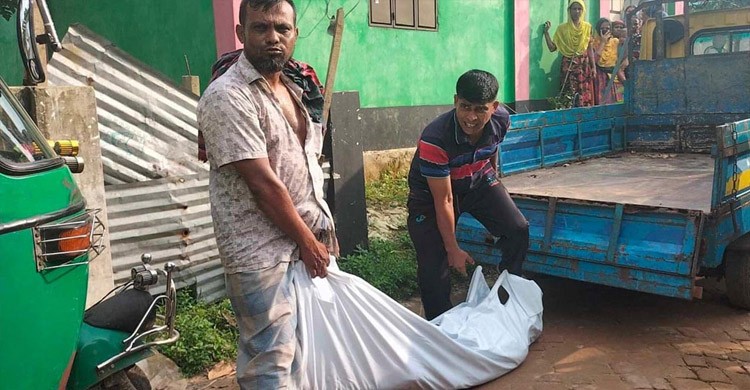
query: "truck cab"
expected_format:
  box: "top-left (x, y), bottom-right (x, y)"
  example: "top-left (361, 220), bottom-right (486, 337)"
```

top-left (639, 4), bottom-right (750, 59)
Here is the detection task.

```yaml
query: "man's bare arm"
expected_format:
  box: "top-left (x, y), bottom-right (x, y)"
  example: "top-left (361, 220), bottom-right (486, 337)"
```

top-left (543, 21), bottom-right (557, 52)
top-left (232, 158), bottom-right (330, 277)
top-left (427, 177), bottom-right (475, 275)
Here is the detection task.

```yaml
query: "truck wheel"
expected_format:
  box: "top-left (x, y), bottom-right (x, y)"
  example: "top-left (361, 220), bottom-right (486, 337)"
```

top-left (725, 250), bottom-right (750, 309)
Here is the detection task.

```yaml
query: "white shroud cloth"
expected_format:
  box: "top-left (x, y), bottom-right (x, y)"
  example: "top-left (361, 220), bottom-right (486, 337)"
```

top-left (292, 258), bottom-right (543, 389)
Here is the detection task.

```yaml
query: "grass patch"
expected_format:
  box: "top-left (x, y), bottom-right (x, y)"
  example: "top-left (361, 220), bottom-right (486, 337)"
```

top-left (339, 232), bottom-right (418, 300)
top-left (159, 291), bottom-right (238, 376)
top-left (365, 171), bottom-right (409, 208)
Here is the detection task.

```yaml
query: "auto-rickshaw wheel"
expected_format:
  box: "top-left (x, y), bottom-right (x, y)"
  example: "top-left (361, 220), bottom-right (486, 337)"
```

top-left (89, 366), bottom-right (151, 390)
top-left (725, 250), bottom-right (750, 310)
top-left (126, 366), bottom-right (152, 390)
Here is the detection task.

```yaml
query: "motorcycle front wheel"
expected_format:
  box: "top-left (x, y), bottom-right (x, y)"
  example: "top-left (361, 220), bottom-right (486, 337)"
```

top-left (88, 366), bottom-right (151, 390)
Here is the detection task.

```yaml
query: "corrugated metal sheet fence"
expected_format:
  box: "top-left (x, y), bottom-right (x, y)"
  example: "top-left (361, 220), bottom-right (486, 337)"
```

top-left (48, 26), bottom-right (225, 302)
top-left (47, 24), bottom-right (206, 185)
top-left (106, 174), bottom-right (225, 302)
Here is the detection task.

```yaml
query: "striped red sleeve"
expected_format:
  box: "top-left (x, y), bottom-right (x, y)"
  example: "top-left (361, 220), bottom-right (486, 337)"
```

top-left (419, 140), bottom-right (449, 165)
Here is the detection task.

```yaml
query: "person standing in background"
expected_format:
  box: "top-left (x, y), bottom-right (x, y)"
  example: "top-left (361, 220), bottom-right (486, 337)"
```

top-left (593, 17), bottom-right (619, 105)
top-left (543, 0), bottom-right (596, 108)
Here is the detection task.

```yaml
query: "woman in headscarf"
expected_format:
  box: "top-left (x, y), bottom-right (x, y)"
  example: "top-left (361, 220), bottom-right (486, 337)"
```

top-left (593, 17), bottom-right (619, 104)
top-left (543, 0), bottom-right (595, 108)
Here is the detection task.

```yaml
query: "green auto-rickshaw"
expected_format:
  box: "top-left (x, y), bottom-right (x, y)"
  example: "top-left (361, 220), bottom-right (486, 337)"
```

top-left (0, 75), bottom-right (179, 389)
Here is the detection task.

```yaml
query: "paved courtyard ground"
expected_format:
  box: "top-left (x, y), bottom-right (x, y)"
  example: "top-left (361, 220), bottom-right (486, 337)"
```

top-left (188, 274), bottom-right (750, 390)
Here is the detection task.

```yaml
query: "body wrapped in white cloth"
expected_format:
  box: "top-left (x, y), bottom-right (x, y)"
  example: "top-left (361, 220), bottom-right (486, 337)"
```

top-left (292, 258), bottom-right (543, 389)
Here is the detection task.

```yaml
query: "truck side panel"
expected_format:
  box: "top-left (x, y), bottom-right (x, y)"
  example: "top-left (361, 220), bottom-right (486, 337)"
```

top-left (630, 54), bottom-right (750, 117)
top-left (457, 197), bottom-right (703, 300)
top-left (499, 104), bottom-right (626, 176)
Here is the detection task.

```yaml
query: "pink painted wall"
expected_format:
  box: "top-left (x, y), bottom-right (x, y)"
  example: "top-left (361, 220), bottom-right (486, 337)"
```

top-left (600, 0), bottom-right (611, 18)
top-left (212, 0), bottom-right (242, 58)
top-left (675, 3), bottom-right (684, 15)
top-left (514, 0), bottom-right (530, 101)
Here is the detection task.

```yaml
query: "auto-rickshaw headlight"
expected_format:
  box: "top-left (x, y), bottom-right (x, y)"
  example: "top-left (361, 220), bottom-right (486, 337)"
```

top-left (57, 223), bottom-right (93, 254)
top-left (39, 216), bottom-right (93, 264)
top-left (33, 210), bottom-right (105, 271)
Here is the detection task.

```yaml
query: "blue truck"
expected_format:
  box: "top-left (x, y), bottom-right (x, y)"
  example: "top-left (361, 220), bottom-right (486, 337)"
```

top-left (457, 4), bottom-right (750, 307)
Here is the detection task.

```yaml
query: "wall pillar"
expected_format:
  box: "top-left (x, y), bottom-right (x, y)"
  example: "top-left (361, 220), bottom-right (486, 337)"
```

top-left (514, 0), bottom-right (530, 104)
top-left (212, 0), bottom-right (243, 58)
top-left (675, 3), bottom-right (684, 15)
top-left (329, 91), bottom-right (368, 256)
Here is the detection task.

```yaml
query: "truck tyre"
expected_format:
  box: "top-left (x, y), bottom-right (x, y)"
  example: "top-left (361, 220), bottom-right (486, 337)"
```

top-left (725, 250), bottom-right (750, 309)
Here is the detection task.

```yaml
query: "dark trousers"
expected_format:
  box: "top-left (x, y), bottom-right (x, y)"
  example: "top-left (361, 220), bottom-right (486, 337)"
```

top-left (407, 182), bottom-right (529, 320)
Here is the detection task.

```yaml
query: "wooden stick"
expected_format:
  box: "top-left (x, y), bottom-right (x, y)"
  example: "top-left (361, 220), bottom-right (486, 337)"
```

top-left (322, 8), bottom-right (345, 129)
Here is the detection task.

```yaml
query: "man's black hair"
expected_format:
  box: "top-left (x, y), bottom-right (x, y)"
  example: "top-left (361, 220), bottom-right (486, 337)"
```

top-left (239, 0), bottom-right (296, 26)
top-left (456, 70), bottom-right (499, 104)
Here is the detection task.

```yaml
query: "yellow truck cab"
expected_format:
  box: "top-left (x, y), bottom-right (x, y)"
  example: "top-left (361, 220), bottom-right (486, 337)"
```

top-left (640, 6), bottom-right (750, 60)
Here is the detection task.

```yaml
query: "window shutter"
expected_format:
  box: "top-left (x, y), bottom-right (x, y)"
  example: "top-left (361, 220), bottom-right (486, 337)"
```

top-left (417, 0), bottom-right (436, 29)
top-left (370, 0), bottom-right (392, 25)
top-left (394, 0), bottom-right (416, 28)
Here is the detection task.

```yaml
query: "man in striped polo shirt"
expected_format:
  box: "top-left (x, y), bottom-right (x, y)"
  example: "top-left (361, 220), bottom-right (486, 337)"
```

top-left (406, 69), bottom-right (530, 320)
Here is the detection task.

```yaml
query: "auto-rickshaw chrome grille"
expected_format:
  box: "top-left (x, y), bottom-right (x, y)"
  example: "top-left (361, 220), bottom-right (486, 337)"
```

top-left (32, 209), bottom-right (105, 272)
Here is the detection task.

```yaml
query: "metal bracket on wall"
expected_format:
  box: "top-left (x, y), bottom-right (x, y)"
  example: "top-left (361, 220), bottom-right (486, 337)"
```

top-left (539, 127), bottom-right (546, 168)
top-left (543, 197), bottom-right (558, 251)
top-left (607, 204), bottom-right (625, 263)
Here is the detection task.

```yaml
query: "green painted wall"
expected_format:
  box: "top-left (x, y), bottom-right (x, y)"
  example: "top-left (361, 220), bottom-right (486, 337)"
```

top-left (0, 1), bottom-right (217, 90)
top-left (529, 0), bottom-right (601, 101)
top-left (48, 0), bottom-right (217, 92)
top-left (0, 14), bottom-right (25, 86)
top-left (0, 1), bottom-right (608, 106)
top-left (293, 0), bottom-right (514, 108)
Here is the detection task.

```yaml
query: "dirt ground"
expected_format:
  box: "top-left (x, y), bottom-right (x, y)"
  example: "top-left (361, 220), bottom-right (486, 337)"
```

top-left (474, 275), bottom-right (750, 390)
top-left (187, 272), bottom-right (750, 390)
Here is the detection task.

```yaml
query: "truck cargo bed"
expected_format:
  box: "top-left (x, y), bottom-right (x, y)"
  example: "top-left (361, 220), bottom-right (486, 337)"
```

top-left (502, 152), bottom-right (714, 212)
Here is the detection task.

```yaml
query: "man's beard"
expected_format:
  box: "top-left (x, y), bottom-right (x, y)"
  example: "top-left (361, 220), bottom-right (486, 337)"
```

top-left (250, 53), bottom-right (289, 74)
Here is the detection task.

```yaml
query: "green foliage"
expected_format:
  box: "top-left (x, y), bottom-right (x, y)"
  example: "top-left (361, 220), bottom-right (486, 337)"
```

top-left (548, 88), bottom-right (575, 110)
top-left (1, 0), bottom-right (16, 21)
top-left (365, 171), bottom-right (409, 208)
top-left (339, 233), bottom-right (419, 300)
top-left (159, 291), bottom-right (238, 376)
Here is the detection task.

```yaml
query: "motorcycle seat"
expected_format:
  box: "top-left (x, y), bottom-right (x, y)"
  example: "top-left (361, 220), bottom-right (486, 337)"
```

top-left (84, 289), bottom-right (156, 334)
